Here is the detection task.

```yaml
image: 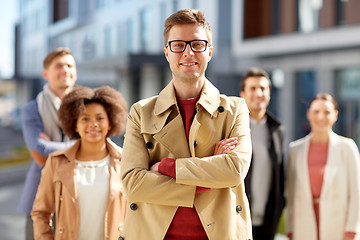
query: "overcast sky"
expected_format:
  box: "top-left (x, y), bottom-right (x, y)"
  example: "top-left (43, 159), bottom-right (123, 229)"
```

top-left (0, 0), bottom-right (18, 79)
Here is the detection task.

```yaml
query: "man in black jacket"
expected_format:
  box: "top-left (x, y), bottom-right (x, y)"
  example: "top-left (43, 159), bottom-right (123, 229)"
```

top-left (240, 67), bottom-right (286, 240)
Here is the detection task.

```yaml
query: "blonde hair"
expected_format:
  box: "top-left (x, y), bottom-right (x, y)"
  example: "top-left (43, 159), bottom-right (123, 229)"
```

top-left (43, 47), bottom-right (73, 69)
top-left (163, 9), bottom-right (212, 46)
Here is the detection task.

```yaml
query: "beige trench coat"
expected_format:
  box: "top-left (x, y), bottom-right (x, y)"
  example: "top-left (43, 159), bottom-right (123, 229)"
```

top-left (287, 131), bottom-right (360, 240)
top-left (31, 139), bottom-right (127, 240)
top-left (121, 80), bottom-right (253, 240)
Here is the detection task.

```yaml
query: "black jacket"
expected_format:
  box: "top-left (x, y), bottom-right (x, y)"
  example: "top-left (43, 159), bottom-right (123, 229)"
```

top-left (245, 111), bottom-right (286, 240)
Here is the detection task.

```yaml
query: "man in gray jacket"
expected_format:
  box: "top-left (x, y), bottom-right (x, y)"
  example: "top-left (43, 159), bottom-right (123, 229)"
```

top-left (240, 67), bottom-right (286, 240)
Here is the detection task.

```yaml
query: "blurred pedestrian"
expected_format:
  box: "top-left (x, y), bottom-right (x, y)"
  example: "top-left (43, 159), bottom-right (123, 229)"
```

top-left (120, 8), bottom-right (253, 240)
top-left (240, 67), bottom-right (286, 240)
top-left (286, 93), bottom-right (360, 240)
top-left (17, 47), bottom-right (77, 240)
top-left (31, 86), bottom-right (128, 240)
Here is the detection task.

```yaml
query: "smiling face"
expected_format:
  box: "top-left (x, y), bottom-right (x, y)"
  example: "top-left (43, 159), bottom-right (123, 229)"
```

top-left (240, 76), bottom-right (271, 114)
top-left (307, 99), bottom-right (338, 134)
top-left (76, 103), bottom-right (111, 145)
top-left (164, 24), bottom-right (212, 85)
top-left (42, 54), bottom-right (77, 98)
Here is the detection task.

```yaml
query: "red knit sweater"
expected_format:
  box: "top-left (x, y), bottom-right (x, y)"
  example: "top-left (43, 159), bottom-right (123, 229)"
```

top-left (158, 97), bottom-right (209, 240)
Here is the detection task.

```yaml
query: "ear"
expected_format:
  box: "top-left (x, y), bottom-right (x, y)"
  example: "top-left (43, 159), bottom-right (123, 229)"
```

top-left (334, 110), bottom-right (339, 121)
top-left (164, 47), bottom-right (169, 62)
top-left (306, 109), bottom-right (310, 121)
top-left (42, 69), bottom-right (49, 82)
top-left (208, 46), bottom-right (213, 61)
top-left (240, 91), bottom-right (244, 98)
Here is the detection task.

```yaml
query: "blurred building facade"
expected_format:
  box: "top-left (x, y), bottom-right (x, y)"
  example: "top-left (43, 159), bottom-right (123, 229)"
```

top-left (15, 0), bottom-right (360, 145)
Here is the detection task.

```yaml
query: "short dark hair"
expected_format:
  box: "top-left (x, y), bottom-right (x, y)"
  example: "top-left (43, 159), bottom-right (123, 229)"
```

top-left (43, 47), bottom-right (74, 69)
top-left (163, 9), bottom-right (212, 46)
top-left (309, 93), bottom-right (338, 110)
top-left (58, 86), bottom-right (127, 139)
top-left (239, 67), bottom-right (272, 92)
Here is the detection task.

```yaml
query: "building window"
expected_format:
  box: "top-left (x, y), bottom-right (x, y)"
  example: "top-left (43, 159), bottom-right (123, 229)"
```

top-left (243, 0), bottom-right (281, 38)
top-left (140, 8), bottom-right (151, 53)
top-left (335, 68), bottom-right (360, 147)
top-left (104, 26), bottom-right (112, 56)
top-left (82, 33), bottom-right (96, 60)
top-left (294, 71), bottom-right (316, 139)
top-left (126, 19), bottom-right (134, 53)
top-left (173, 0), bottom-right (179, 13)
top-left (192, 0), bottom-right (199, 9)
top-left (117, 22), bottom-right (126, 53)
top-left (298, 0), bottom-right (323, 32)
top-left (335, 0), bottom-right (345, 25)
top-left (53, 0), bottom-right (69, 23)
top-left (96, 0), bottom-right (105, 9)
top-left (34, 10), bottom-right (40, 32)
top-left (267, 69), bottom-right (285, 118)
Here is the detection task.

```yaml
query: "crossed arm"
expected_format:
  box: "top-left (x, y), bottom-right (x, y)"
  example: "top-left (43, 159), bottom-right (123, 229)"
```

top-left (150, 137), bottom-right (239, 172)
top-left (121, 103), bottom-right (252, 206)
top-left (21, 101), bottom-right (72, 166)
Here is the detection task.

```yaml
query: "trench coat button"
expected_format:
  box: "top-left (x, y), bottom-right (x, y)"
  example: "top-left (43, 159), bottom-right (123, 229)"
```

top-left (119, 237), bottom-right (125, 240)
top-left (236, 205), bottom-right (242, 213)
top-left (58, 226), bottom-right (64, 234)
top-left (217, 106), bottom-right (224, 112)
top-left (130, 203), bottom-right (138, 211)
top-left (194, 141), bottom-right (198, 148)
top-left (146, 141), bottom-right (153, 149)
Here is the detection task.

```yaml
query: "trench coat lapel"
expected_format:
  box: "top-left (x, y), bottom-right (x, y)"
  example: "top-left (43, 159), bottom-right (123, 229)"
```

top-left (56, 140), bottom-right (79, 199)
top-left (142, 81), bottom-right (190, 158)
top-left (320, 132), bottom-right (340, 198)
top-left (187, 80), bottom-right (220, 157)
top-left (106, 140), bottom-right (123, 205)
top-left (296, 136), bottom-right (313, 200)
top-left (153, 114), bottom-right (190, 158)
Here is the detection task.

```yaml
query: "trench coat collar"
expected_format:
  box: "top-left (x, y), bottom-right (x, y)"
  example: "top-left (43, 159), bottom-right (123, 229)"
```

top-left (59, 138), bottom-right (121, 162)
top-left (296, 131), bottom-right (341, 200)
top-left (154, 79), bottom-right (221, 117)
top-left (55, 139), bottom-right (122, 201)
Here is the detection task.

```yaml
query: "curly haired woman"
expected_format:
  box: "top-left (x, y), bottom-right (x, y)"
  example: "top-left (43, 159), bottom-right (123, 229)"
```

top-left (31, 86), bottom-right (128, 240)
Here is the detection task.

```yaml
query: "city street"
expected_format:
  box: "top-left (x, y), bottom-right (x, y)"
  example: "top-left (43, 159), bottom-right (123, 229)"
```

top-left (0, 180), bottom-right (25, 240)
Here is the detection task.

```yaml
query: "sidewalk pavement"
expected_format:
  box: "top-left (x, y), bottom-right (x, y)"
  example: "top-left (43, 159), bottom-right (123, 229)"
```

top-left (0, 164), bottom-right (29, 186)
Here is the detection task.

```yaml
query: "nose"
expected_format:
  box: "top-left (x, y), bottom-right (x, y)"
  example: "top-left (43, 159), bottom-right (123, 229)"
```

top-left (183, 44), bottom-right (194, 56)
top-left (318, 112), bottom-right (326, 120)
top-left (90, 120), bottom-right (98, 127)
top-left (255, 88), bottom-right (264, 96)
top-left (62, 65), bottom-right (71, 73)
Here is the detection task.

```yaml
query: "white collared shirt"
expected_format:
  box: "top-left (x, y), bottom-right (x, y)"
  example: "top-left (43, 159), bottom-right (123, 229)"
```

top-left (75, 155), bottom-right (110, 240)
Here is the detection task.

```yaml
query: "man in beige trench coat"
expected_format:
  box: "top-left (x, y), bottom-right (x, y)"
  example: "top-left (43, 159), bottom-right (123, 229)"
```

top-left (120, 9), bottom-right (253, 240)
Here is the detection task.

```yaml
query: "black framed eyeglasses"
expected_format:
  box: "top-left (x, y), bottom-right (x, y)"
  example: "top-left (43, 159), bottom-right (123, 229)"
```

top-left (166, 40), bottom-right (209, 53)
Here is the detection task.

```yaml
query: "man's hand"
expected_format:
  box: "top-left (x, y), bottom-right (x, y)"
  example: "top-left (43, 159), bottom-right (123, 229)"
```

top-left (39, 132), bottom-right (50, 141)
top-left (30, 151), bottom-right (47, 166)
top-left (150, 137), bottom-right (238, 174)
top-left (30, 132), bottom-right (51, 166)
top-left (214, 137), bottom-right (238, 155)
